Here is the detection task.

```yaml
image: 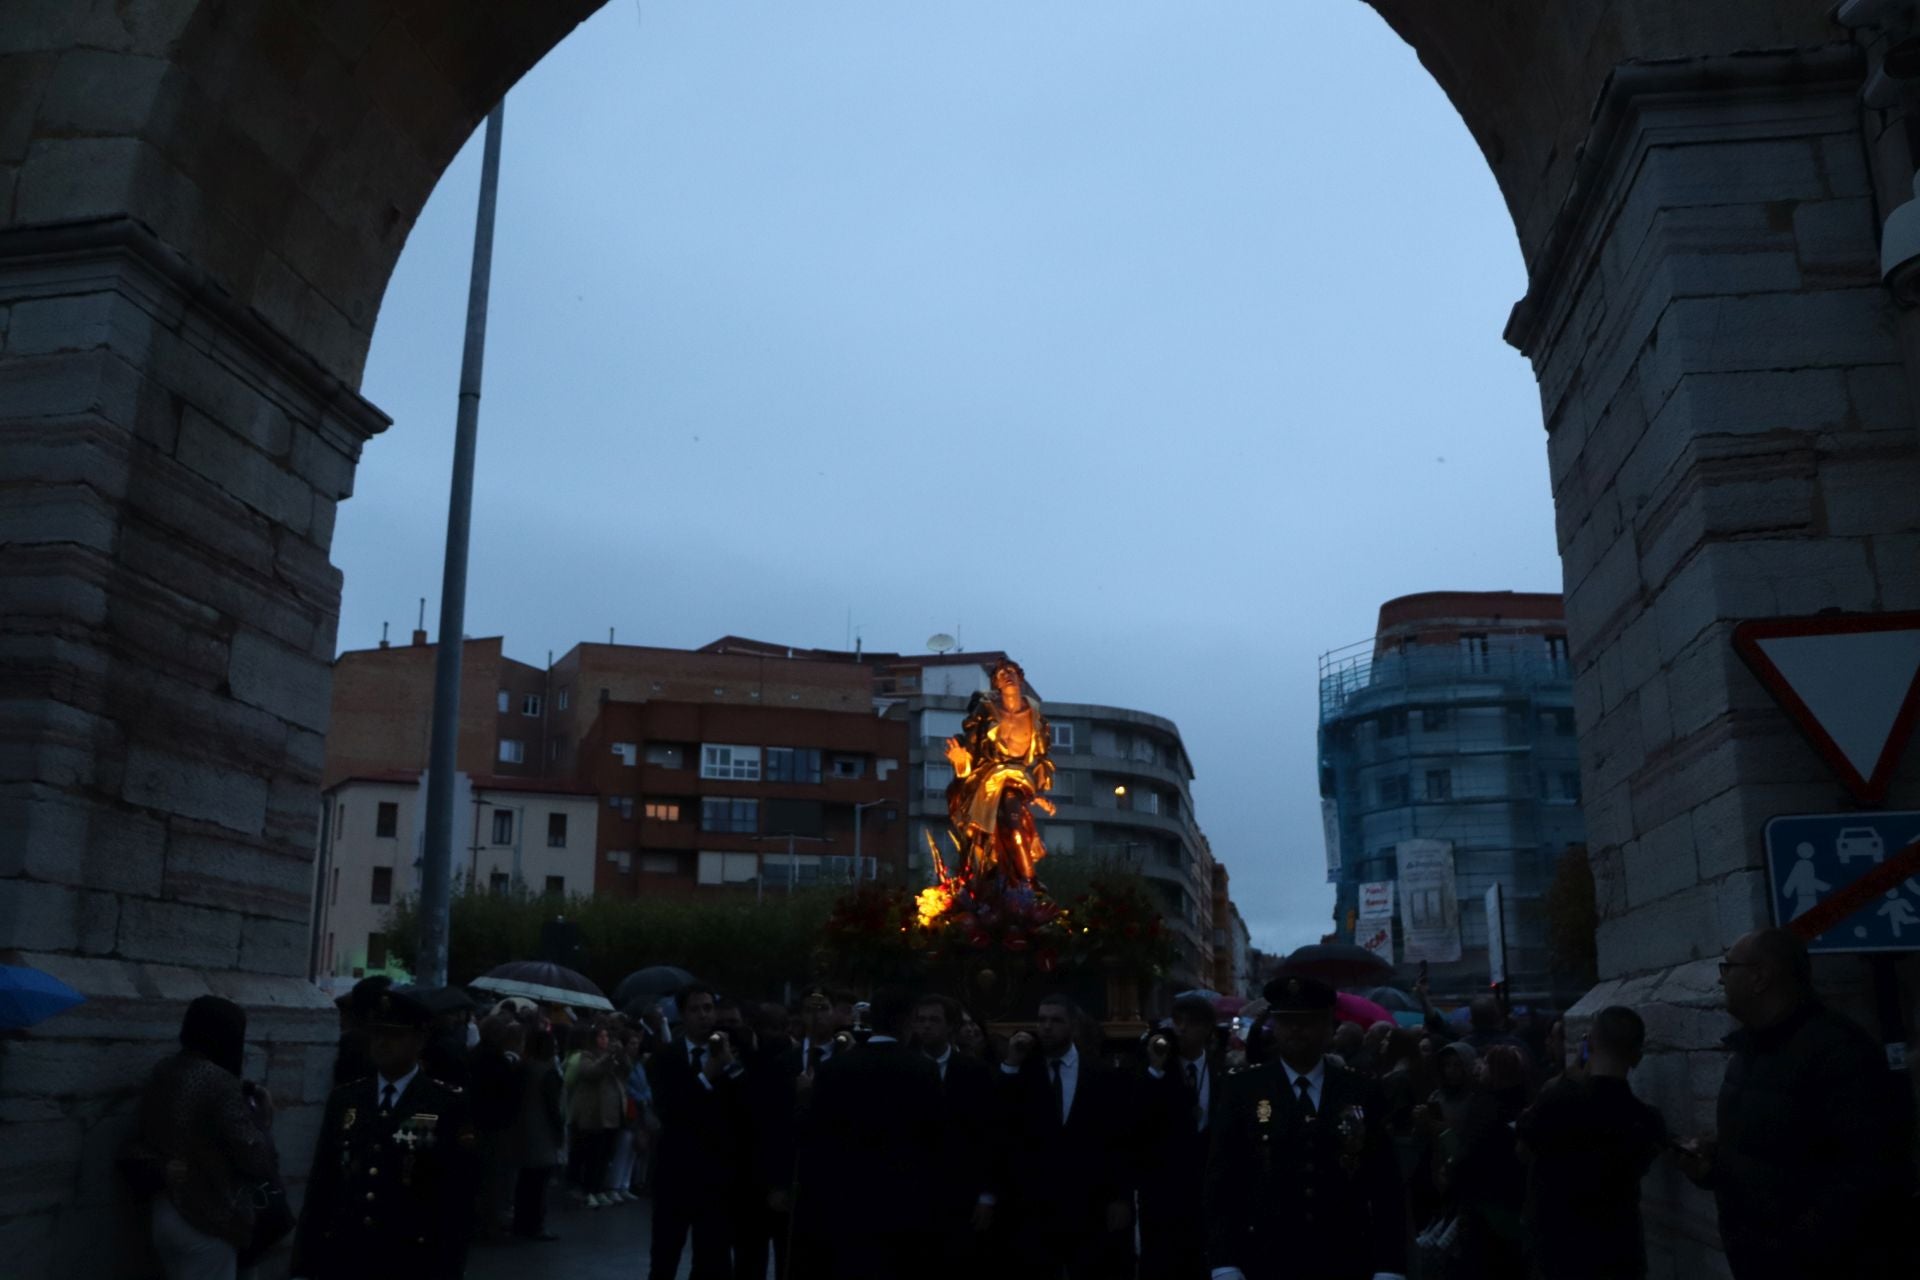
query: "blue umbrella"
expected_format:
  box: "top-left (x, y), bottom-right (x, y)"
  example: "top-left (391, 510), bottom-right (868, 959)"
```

top-left (0, 964), bottom-right (85, 1029)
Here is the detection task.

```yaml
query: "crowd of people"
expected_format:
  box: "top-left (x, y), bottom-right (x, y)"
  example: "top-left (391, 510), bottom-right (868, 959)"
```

top-left (126, 925), bottom-right (1916, 1280)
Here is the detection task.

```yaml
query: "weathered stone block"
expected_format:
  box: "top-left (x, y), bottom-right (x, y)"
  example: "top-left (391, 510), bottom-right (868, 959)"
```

top-left (229, 629), bottom-right (331, 734)
top-left (0, 482), bottom-right (120, 553)
top-left (114, 895), bottom-right (240, 968)
top-left (1624, 812), bottom-right (1698, 909)
top-left (240, 914), bottom-right (309, 977)
top-left (0, 1039), bottom-right (161, 1100)
top-left (164, 826), bottom-right (312, 920)
top-left (175, 407), bottom-right (313, 535)
top-left (0, 1118), bottom-right (81, 1215)
top-left (0, 877), bottom-right (118, 953)
top-left (121, 744), bottom-right (268, 836)
top-left (1819, 452), bottom-right (1920, 537)
top-left (1597, 882), bottom-right (1722, 976)
top-left (1791, 196), bottom-right (1879, 286)
top-left (1872, 532), bottom-right (1920, 609)
top-left (36, 47), bottom-right (171, 136)
top-left (1661, 287), bottom-right (1895, 375)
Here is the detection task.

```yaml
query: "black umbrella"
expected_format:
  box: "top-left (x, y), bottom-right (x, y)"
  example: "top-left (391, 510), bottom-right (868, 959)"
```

top-left (470, 961), bottom-right (612, 1011)
top-left (1278, 943), bottom-right (1394, 987)
top-left (613, 965), bottom-right (697, 1012)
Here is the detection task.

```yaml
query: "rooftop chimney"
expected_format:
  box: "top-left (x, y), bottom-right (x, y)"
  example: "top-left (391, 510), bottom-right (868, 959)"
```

top-left (412, 629), bottom-right (429, 647)
top-left (379, 621), bottom-right (390, 650)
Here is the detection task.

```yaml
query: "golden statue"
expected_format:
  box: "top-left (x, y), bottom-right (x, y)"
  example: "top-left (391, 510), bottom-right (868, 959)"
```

top-left (942, 659), bottom-right (1056, 886)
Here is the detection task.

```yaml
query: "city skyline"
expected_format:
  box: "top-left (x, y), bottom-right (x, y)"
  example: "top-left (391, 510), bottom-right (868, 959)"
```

top-left (335, 2), bottom-right (1560, 952)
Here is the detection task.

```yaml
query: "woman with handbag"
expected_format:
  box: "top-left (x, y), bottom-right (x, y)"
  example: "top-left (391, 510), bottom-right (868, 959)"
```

top-left (134, 995), bottom-right (284, 1280)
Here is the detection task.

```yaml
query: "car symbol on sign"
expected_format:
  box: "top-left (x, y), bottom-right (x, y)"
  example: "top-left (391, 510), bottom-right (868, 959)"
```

top-left (1834, 828), bottom-right (1884, 864)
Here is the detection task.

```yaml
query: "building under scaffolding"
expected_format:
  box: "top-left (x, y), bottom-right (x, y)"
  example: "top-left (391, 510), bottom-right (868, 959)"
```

top-left (1318, 591), bottom-right (1588, 1003)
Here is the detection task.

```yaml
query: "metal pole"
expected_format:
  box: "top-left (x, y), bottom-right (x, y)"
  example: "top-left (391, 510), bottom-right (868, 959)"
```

top-left (418, 101), bottom-right (505, 988)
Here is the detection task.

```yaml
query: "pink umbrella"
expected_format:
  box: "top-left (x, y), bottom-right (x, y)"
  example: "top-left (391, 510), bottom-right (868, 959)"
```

top-left (1212, 995), bottom-right (1248, 1017)
top-left (1333, 991), bottom-right (1394, 1028)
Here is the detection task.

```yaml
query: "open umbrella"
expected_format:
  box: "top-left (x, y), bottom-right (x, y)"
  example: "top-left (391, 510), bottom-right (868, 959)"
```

top-left (470, 961), bottom-right (612, 1012)
top-left (1278, 942), bottom-right (1394, 987)
top-left (613, 965), bottom-right (696, 1013)
top-left (0, 964), bottom-right (86, 1029)
top-left (1365, 986), bottom-right (1419, 1012)
top-left (1334, 991), bottom-right (1395, 1028)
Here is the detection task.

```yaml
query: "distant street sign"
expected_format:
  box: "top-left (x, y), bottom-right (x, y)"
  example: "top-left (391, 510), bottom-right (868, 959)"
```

top-left (1764, 812), bottom-right (1920, 953)
top-left (1733, 612), bottom-right (1920, 804)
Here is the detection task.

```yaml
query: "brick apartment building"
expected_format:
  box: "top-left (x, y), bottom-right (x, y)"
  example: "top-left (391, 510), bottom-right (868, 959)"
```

top-left (323, 632), bottom-right (1244, 981)
top-left (578, 699), bottom-right (909, 896)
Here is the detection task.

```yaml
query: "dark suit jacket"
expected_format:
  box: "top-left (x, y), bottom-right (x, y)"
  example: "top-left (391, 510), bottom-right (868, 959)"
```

top-left (795, 1038), bottom-right (945, 1238)
top-left (932, 1050), bottom-right (1001, 1223)
top-left (1137, 1054), bottom-right (1221, 1277)
top-left (292, 1072), bottom-right (477, 1280)
top-left (997, 1050), bottom-right (1137, 1264)
top-left (1205, 1058), bottom-right (1407, 1280)
top-left (647, 1037), bottom-right (744, 1200)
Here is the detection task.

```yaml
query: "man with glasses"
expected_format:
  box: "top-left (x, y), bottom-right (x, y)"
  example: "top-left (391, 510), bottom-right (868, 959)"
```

top-left (1676, 928), bottom-right (1913, 1278)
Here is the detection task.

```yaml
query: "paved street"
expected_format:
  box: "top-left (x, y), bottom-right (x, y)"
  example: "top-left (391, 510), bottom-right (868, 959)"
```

top-left (467, 1193), bottom-right (687, 1280)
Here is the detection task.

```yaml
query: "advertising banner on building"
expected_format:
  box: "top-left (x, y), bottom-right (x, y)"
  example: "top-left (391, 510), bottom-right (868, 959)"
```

top-left (1357, 880), bottom-right (1395, 960)
top-left (1397, 839), bottom-right (1462, 963)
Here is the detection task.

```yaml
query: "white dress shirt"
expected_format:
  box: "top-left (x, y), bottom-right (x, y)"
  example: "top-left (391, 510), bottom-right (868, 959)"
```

top-left (1000, 1043), bottom-right (1080, 1124)
top-left (927, 1045), bottom-right (952, 1081)
top-left (375, 1063), bottom-right (420, 1111)
top-left (1211, 1057), bottom-right (1402, 1280)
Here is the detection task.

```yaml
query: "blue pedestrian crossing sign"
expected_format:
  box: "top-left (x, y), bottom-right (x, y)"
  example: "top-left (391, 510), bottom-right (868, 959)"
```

top-left (1764, 811), bottom-right (1920, 953)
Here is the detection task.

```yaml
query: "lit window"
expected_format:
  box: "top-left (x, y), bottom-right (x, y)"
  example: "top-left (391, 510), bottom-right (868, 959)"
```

top-left (498, 739), bottom-right (525, 764)
top-left (644, 801), bottom-right (680, 822)
top-left (700, 744), bottom-right (761, 780)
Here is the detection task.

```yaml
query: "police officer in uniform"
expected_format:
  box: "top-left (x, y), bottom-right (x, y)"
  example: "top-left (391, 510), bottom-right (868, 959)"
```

top-left (1205, 974), bottom-right (1407, 1280)
top-left (292, 986), bottom-right (478, 1280)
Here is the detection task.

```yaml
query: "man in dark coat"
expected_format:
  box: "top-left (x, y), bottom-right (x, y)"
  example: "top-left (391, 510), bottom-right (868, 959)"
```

top-left (648, 981), bottom-right (746, 1280)
top-left (292, 986), bottom-right (479, 1280)
top-left (1138, 993), bottom-right (1223, 1280)
top-left (914, 993), bottom-right (1000, 1280)
top-left (793, 985), bottom-right (945, 1280)
top-left (997, 993), bottom-right (1137, 1280)
top-left (1205, 974), bottom-right (1408, 1280)
top-left (1677, 928), bottom-right (1915, 1279)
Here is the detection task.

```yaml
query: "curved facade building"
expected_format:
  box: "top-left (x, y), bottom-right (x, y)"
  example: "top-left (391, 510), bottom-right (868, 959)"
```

top-left (1318, 592), bottom-right (1587, 1002)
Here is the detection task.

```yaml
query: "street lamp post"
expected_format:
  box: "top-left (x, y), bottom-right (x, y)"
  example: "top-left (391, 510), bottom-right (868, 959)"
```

top-left (418, 100), bottom-right (506, 989)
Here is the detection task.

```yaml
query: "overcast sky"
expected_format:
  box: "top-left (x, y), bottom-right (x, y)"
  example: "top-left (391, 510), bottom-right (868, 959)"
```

top-left (341, 1), bottom-right (1560, 954)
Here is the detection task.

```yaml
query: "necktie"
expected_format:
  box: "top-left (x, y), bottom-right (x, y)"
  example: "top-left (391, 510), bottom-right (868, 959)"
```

top-left (381, 1083), bottom-right (396, 1112)
top-left (1295, 1074), bottom-right (1316, 1120)
top-left (1050, 1059), bottom-right (1065, 1126)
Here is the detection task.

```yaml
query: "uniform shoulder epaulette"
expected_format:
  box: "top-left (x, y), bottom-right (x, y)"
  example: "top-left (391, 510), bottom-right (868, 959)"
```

top-left (428, 1078), bottom-right (464, 1093)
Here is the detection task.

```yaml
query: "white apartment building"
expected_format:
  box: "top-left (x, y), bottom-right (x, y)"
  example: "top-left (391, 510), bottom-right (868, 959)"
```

top-left (310, 770), bottom-right (600, 980)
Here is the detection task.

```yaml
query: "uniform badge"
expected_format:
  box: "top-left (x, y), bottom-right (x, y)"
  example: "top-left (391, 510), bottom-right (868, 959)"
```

top-left (342, 1107), bottom-right (357, 1130)
top-left (1255, 1098), bottom-right (1273, 1125)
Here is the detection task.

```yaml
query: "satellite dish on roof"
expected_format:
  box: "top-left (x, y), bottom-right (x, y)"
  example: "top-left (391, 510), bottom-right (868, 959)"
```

top-left (927, 633), bottom-right (957, 654)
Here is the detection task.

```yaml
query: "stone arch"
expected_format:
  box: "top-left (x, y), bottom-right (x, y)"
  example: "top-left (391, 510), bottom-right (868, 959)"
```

top-left (3, 3), bottom-right (1915, 1276)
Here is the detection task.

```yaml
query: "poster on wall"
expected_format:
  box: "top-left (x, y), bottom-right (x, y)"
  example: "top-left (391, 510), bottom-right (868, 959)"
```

top-left (1397, 838), bottom-right (1462, 963)
top-left (1357, 880), bottom-right (1396, 960)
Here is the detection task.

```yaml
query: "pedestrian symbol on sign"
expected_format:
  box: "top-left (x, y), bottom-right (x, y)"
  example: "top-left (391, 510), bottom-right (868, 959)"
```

top-left (1780, 844), bottom-right (1830, 919)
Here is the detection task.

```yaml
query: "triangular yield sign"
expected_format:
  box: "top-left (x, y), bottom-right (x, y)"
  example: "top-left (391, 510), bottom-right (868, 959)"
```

top-left (1734, 613), bottom-right (1920, 804)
